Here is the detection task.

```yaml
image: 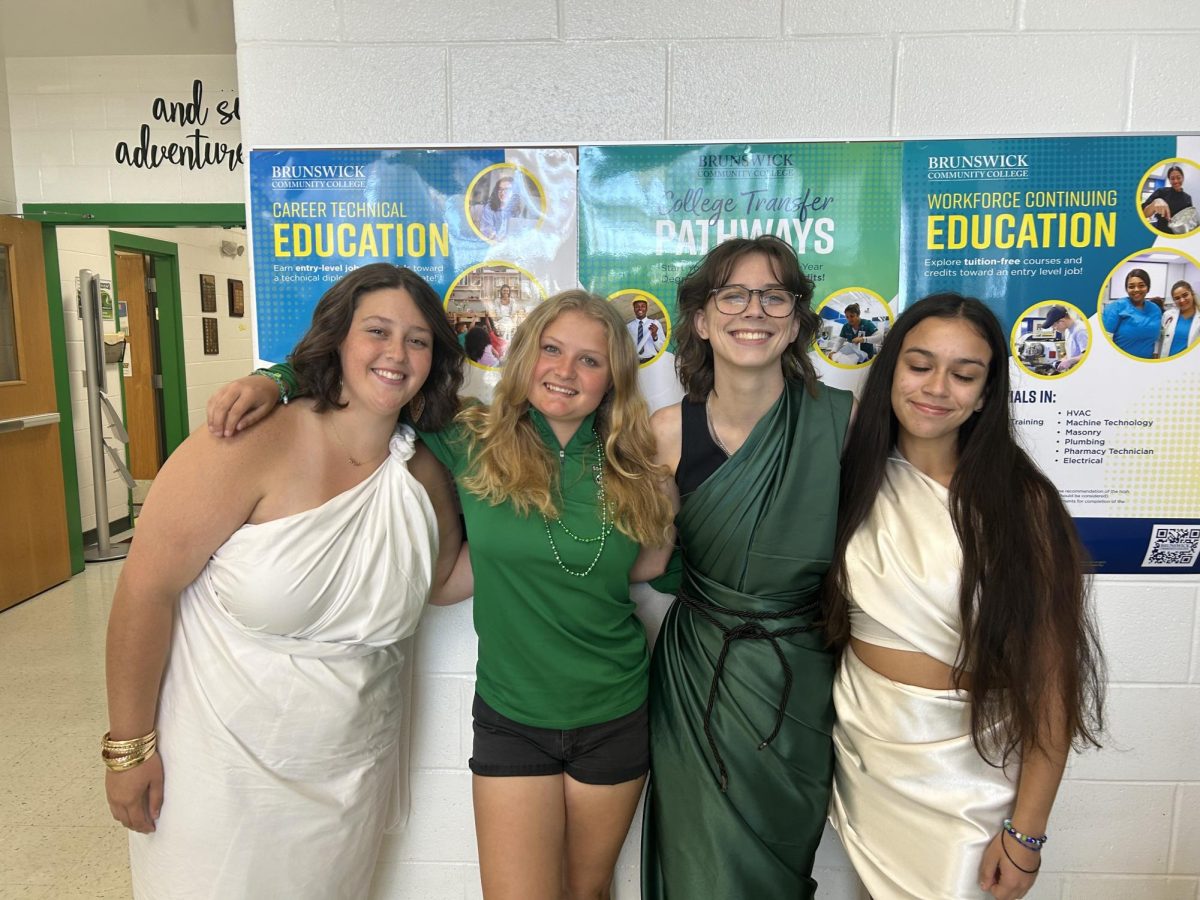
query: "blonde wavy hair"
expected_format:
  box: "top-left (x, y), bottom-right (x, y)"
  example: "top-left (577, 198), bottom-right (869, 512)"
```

top-left (458, 290), bottom-right (673, 546)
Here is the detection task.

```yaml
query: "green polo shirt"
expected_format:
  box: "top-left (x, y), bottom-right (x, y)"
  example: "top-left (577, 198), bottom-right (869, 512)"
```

top-left (420, 410), bottom-right (647, 729)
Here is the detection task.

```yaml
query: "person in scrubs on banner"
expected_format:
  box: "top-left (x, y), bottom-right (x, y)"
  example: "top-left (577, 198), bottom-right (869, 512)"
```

top-left (1102, 268), bottom-right (1162, 358)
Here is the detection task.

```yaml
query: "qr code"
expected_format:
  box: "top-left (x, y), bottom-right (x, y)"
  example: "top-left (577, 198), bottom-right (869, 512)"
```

top-left (1141, 524), bottom-right (1200, 568)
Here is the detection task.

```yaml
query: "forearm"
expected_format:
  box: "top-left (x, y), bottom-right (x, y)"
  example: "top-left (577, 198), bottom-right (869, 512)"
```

top-left (105, 588), bottom-right (175, 739)
top-left (1010, 740), bottom-right (1069, 835)
top-left (430, 542), bottom-right (473, 605)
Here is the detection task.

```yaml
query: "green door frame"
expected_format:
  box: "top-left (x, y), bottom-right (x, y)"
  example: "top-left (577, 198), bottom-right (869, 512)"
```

top-left (23, 203), bottom-right (246, 573)
top-left (109, 232), bottom-right (188, 456)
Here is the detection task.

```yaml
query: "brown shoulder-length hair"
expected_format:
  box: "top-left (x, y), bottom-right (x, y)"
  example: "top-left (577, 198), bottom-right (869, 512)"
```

top-left (824, 293), bottom-right (1104, 767)
top-left (289, 263), bottom-right (464, 430)
top-left (457, 290), bottom-right (673, 546)
top-left (673, 235), bottom-right (820, 400)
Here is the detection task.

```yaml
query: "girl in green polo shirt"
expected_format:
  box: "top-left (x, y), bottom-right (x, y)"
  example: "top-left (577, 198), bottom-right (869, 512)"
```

top-left (421, 291), bottom-right (674, 900)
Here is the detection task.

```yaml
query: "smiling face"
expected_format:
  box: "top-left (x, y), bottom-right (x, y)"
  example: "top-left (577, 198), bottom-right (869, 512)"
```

top-left (1169, 168), bottom-right (1185, 192)
top-left (1174, 283), bottom-right (1196, 316)
top-left (337, 287), bottom-right (433, 416)
top-left (693, 252), bottom-right (801, 373)
top-left (632, 300), bottom-right (648, 319)
top-left (891, 316), bottom-right (992, 460)
top-left (527, 310), bottom-right (612, 446)
top-left (1126, 274), bottom-right (1149, 305)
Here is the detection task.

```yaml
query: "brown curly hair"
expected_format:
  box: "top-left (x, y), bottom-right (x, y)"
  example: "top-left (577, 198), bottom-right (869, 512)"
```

top-left (289, 263), bottom-right (464, 430)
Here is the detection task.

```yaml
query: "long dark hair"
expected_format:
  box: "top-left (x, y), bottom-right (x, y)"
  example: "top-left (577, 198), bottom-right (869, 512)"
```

top-left (290, 263), bottom-right (464, 430)
top-left (487, 176), bottom-right (515, 212)
top-left (673, 236), bottom-right (820, 400)
top-left (824, 293), bottom-right (1104, 766)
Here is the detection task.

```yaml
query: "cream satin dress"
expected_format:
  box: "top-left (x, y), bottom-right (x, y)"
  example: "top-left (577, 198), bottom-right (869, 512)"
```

top-left (129, 427), bottom-right (436, 900)
top-left (829, 455), bottom-right (1018, 900)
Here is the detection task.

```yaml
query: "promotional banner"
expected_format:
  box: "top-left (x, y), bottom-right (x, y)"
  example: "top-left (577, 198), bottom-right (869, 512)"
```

top-left (901, 136), bottom-right (1200, 573)
top-left (577, 142), bottom-right (902, 407)
top-left (246, 137), bottom-right (1198, 574)
top-left (249, 146), bottom-right (578, 398)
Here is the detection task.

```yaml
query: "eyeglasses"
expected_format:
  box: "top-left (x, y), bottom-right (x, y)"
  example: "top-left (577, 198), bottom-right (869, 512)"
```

top-left (709, 285), bottom-right (797, 318)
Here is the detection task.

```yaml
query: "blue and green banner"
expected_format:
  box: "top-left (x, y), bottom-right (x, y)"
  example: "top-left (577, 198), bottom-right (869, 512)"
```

top-left (246, 136), bottom-right (1200, 573)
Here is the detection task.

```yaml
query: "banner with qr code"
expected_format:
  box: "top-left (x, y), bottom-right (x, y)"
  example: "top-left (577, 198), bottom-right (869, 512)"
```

top-left (900, 135), bottom-right (1200, 573)
top-left (246, 137), bottom-right (1198, 574)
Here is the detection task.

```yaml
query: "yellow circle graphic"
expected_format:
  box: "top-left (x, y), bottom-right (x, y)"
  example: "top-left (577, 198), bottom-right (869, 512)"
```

top-left (813, 287), bottom-right (893, 370)
top-left (608, 289), bottom-right (672, 367)
top-left (464, 163), bottom-right (549, 244)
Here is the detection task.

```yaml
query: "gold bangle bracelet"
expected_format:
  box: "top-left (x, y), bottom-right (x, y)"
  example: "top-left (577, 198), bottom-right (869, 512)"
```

top-left (102, 739), bottom-right (157, 763)
top-left (101, 729), bottom-right (157, 753)
top-left (103, 744), bottom-right (157, 772)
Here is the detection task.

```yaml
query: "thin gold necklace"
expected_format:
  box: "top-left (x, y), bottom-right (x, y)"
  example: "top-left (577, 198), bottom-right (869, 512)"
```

top-left (326, 414), bottom-right (366, 466)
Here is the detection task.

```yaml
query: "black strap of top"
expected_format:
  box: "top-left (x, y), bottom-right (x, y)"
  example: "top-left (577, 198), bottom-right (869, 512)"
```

top-left (676, 588), bottom-right (820, 792)
top-left (675, 398), bottom-right (727, 496)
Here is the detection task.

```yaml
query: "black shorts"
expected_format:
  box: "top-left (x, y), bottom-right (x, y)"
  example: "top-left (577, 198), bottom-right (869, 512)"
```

top-left (469, 694), bottom-right (649, 785)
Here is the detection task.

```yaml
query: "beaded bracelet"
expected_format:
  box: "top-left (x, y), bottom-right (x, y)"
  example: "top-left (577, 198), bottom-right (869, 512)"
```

top-left (1003, 818), bottom-right (1047, 850)
top-left (252, 368), bottom-right (292, 405)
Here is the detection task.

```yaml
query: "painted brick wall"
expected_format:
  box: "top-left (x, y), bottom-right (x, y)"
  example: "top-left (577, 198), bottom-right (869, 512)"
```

top-left (230, 1), bottom-right (1200, 897)
top-left (5, 55), bottom-right (242, 205)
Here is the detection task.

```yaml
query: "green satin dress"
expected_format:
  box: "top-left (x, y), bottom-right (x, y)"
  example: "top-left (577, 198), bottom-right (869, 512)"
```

top-left (642, 381), bottom-right (852, 900)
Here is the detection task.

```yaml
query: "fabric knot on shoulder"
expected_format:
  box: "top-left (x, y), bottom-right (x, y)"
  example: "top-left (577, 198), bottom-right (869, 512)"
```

top-left (389, 424), bottom-right (418, 461)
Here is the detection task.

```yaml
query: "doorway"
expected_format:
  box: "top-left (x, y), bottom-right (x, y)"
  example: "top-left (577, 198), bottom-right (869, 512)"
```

top-left (26, 203), bottom-right (245, 575)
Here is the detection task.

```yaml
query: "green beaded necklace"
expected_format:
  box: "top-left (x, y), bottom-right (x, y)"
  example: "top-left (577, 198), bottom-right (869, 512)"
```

top-left (541, 436), bottom-right (614, 578)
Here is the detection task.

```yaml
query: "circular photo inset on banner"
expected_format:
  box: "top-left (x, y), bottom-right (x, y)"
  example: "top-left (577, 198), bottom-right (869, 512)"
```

top-left (1138, 158), bottom-right (1200, 239)
top-left (445, 262), bottom-right (546, 370)
top-left (609, 289), bottom-right (670, 366)
top-left (465, 164), bottom-right (548, 244)
top-left (1098, 248), bottom-right (1200, 362)
top-left (814, 288), bottom-right (893, 369)
top-left (1011, 301), bottom-right (1092, 378)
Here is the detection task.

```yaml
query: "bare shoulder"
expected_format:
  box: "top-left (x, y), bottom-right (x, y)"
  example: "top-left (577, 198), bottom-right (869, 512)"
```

top-left (650, 403), bottom-right (683, 473)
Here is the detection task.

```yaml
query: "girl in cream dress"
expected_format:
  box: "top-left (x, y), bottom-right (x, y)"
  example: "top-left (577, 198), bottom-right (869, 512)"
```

top-left (824, 294), bottom-right (1104, 900)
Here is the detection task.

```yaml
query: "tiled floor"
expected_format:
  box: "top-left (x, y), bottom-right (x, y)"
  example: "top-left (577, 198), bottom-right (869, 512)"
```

top-left (0, 560), bottom-right (132, 898)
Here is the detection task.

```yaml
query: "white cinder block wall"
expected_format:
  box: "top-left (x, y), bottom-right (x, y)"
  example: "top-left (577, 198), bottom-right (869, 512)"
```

top-left (10, 1), bottom-right (1148, 896)
top-left (5, 55), bottom-right (242, 205)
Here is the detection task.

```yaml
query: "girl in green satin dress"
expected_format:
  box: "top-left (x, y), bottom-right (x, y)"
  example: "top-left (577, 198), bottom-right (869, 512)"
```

top-left (642, 236), bottom-right (853, 899)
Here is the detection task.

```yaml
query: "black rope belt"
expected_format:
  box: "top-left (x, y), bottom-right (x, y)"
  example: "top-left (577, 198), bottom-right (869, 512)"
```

top-left (677, 589), bottom-right (819, 793)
